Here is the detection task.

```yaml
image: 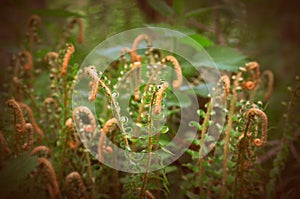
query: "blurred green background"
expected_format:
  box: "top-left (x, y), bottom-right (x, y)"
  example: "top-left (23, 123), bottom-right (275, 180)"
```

top-left (1, 0), bottom-right (299, 127)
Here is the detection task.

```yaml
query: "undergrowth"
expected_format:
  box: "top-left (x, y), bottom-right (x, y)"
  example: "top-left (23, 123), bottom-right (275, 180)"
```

top-left (0, 13), bottom-right (299, 199)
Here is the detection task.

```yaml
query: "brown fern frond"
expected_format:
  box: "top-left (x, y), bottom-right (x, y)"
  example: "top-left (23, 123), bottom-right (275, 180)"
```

top-left (72, 106), bottom-right (97, 134)
top-left (153, 82), bottom-right (168, 114)
top-left (243, 62), bottom-right (260, 90)
top-left (18, 102), bottom-right (43, 141)
top-left (43, 97), bottom-right (58, 113)
top-left (44, 52), bottom-right (59, 68)
top-left (161, 56), bottom-right (182, 88)
top-left (26, 14), bottom-right (41, 43)
top-left (261, 70), bottom-right (274, 100)
top-left (131, 34), bottom-right (151, 62)
top-left (22, 123), bottom-right (34, 151)
top-left (38, 158), bottom-right (61, 198)
top-left (69, 18), bottom-right (84, 44)
top-left (85, 66), bottom-right (100, 101)
top-left (6, 99), bottom-right (26, 133)
top-left (217, 75), bottom-right (231, 103)
top-left (98, 118), bottom-right (118, 162)
top-left (65, 171), bottom-right (88, 199)
top-left (246, 108), bottom-right (268, 147)
top-left (30, 145), bottom-right (51, 157)
top-left (19, 51), bottom-right (33, 70)
top-left (61, 44), bottom-right (75, 76)
top-left (65, 118), bottom-right (80, 150)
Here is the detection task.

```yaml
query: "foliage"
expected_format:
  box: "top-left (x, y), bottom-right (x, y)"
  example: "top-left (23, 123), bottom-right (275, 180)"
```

top-left (1, 1), bottom-right (299, 199)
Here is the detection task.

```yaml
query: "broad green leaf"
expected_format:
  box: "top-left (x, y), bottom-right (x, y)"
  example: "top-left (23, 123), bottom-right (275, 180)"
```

top-left (0, 152), bottom-right (38, 198)
top-left (32, 9), bottom-right (85, 18)
top-left (180, 34), bottom-right (214, 49)
top-left (195, 46), bottom-right (247, 72)
top-left (181, 62), bottom-right (198, 78)
top-left (146, 0), bottom-right (174, 16)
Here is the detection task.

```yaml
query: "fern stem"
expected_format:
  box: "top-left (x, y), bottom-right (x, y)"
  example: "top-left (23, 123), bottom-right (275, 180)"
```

top-left (221, 72), bottom-right (241, 198)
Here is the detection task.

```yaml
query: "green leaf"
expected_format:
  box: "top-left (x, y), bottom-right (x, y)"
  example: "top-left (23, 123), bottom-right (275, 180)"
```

top-left (196, 46), bottom-right (247, 72)
top-left (180, 34), bottom-right (214, 49)
top-left (32, 9), bottom-right (85, 18)
top-left (0, 152), bottom-right (38, 198)
top-left (186, 149), bottom-right (198, 159)
top-left (189, 121), bottom-right (202, 130)
top-left (164, 165), bottom-right (177, 173)
top-left (161, 147), bottom-right (175, 156)
top-left (197, 109), bottom-right (206, 118)
top-left (159, 136), bottom-right (170, 146)
top-left (160, 126), bottom-right (169, 134)
top-left (146, 0), bottom-right (174, 16)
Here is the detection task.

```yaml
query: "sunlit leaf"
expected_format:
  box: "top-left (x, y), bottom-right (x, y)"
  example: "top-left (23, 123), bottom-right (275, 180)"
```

top-left (180, 34), bottom-right (214, 49)
top-left (195, 46), bottom-right (247, 72)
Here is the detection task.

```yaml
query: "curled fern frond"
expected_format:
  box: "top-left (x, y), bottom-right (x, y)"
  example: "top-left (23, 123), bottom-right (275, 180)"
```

top-left (243, 62), bottom-right (260, 90)
top-left (72, 106), bottom-right (97, 134)
top-left (161, 55), bottom-right (182, 88)
top-left (98, 118), bottom-right (118, 162)
top-left (69, 18), bottom-right (84, 44)
top-left (6, 99), bottom-right (26, 133)
top-left (30, 145), bottom-right (51, 157)
top-left (65, 171), bottom-right (88, 199)
top-left (18, 102), bottom-right (44, 141)
top-left (44, 52), bottom-right (58, 68)
top-left (245, 107), bottom-right (268, 147)
top-left (131, 34), bottom-right (151, 62)
top-left (22, 123), bottom-right (34, 151)
top-left (38, 158), bottom-right (61, 198)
